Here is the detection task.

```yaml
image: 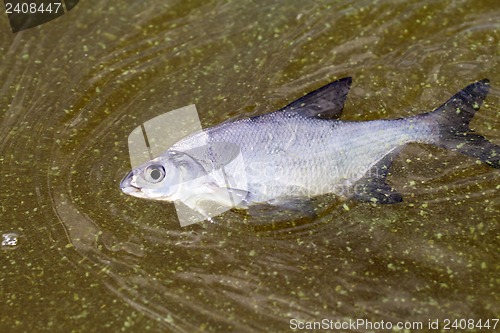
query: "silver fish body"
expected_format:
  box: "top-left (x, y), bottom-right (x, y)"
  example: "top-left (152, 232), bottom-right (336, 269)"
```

top-left (171, 113), bottom-right (435, 202)
top-left (120, 78), bottom-right (498, 220)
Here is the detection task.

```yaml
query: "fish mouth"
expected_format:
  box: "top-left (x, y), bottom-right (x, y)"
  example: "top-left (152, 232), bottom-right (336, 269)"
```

top-left (120, 170), bottom-right (173, 200)
top-left (120, 171), bottom-right (142, 196)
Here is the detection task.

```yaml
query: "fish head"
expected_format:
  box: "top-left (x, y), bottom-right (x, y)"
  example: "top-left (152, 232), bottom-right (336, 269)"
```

top-left (120, 150), bottom-right (208, 201)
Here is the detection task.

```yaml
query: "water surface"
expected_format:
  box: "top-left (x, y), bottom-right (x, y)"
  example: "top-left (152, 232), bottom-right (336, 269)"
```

top-left (0, 0), bottom-right (499, 332)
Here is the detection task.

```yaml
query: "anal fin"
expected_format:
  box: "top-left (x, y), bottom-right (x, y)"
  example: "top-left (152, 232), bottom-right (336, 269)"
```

top-left (353, 149), bottom-right (403, 204)
top-left (354, 179), bottom-right (403, 204)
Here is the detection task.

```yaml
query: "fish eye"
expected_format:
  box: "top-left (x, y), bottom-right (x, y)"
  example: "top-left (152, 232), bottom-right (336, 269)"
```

top-left (144, 164), bottom-right (165, 183)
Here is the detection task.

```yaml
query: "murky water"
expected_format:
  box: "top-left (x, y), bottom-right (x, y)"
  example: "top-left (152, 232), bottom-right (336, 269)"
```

top-left (1, 1), bottom-right (499, 332)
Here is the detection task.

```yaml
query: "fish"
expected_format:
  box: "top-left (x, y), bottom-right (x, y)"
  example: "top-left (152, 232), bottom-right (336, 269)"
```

top-left (120, 77), bottom-right (499, 222)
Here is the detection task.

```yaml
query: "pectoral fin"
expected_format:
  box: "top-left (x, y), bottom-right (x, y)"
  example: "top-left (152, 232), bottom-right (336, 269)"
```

top-left (189, 184), bottom-right (250, 207)
top-left (353, 149), bottom-right (403, 204)
top-left (179, 184), bottom-right (251, 223)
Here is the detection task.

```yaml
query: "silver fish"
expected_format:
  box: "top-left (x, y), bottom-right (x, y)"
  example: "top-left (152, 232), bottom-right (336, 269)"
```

top-left (120, 78), bottom-right (499, 221)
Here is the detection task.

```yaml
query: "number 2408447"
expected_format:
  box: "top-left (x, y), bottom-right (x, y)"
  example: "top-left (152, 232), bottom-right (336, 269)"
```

top-left (5, 2), bottom-right (63, 14)
top-left (443, 318), bottom-right (498, 330)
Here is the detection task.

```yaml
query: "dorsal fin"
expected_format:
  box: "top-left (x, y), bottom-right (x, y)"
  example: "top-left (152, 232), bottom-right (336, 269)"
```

top-left (282, 77), bottom-right (352, 119)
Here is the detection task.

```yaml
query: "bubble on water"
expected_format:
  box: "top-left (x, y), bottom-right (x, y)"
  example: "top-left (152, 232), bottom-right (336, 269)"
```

top-left (2, 233), bottom-right (19, 247)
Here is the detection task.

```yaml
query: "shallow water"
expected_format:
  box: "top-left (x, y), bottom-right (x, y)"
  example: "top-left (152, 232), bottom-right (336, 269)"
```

top-left (1, 0), bottom-right (499, 332)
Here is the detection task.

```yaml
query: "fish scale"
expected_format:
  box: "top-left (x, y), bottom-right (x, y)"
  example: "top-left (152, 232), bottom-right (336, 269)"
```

top-left (209, 115), bottom-right (425, 201)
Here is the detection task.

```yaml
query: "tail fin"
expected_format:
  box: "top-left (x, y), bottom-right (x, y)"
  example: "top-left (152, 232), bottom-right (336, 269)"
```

top-left (427, 79), bottom-right (499, 169)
